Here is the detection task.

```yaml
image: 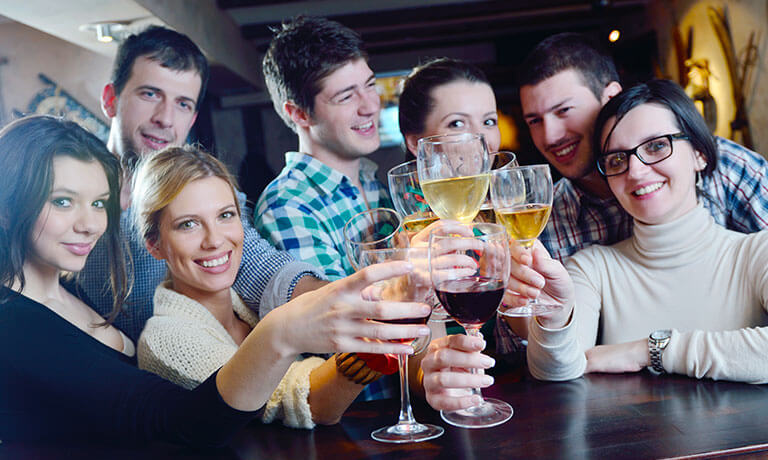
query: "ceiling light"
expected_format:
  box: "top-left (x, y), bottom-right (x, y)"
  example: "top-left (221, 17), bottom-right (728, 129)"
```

top-left (79, 22), bottom-right (129, 44)
top-left (608, 29), bottom-right (621, 43)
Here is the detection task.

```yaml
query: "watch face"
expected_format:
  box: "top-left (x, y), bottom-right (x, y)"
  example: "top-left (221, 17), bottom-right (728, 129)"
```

top-left (651, 329), bottom-right (672, 341)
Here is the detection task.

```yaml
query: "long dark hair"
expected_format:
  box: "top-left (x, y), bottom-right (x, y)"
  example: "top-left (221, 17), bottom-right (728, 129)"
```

top-left (593, 79), bottom-right (718, 179)
top-left (0, 115), bottom-right (128, 323)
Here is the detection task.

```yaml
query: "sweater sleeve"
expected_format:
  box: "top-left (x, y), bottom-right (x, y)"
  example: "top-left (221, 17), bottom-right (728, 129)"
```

top-left (0, 296), bottom-right (258, 446)
top-left (261, 356), bottom-right (325, 429)
top-left (526, 250), bottom-right (601, 381)
top-left (663, 232), bottom-right (768, 384)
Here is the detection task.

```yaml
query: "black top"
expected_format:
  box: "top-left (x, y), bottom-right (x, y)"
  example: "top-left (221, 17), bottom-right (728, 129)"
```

top-left (0, 287), bottom-right (260, 446)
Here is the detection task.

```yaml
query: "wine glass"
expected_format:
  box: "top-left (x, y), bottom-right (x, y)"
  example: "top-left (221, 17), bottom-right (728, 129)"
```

top-left (416, 132), bottom-right (490, 224)
top-left (343, 208), bottom-right (409, 271)
top-left (387, 160), bottom-right (440, 233)
top-left (490, 164), bottom-right (559, 317)
top-left (476, 151), bottom-right (519, 224)
top-left (361, 247), bottom-right (444, 443)
top-left (387, 160), bottom-right (451, 323)
top-left (429, 223), bottom-right (513, 428)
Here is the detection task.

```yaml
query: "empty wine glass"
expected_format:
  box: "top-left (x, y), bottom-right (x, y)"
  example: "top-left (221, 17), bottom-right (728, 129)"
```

top-left (416, 132), bottom-right (490, 224)
top-left (490, 164), bottom-right (560, 317)
top-left (361, 247), bottom-right (444, 443)
top-left (429, 223), bottom-right (513, 428)
top-left (343, 208), bottom-right (409, 271)
top-left (476, 151), bottom-right (519, 224)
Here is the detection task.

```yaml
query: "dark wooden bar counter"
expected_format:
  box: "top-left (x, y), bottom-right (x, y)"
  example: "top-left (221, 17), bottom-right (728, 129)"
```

top-left (4, 370), bottom-right (768, 459)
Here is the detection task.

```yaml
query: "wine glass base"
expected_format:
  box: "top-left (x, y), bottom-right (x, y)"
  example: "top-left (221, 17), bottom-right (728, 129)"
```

top-left (498, 303), bottom-right (562, 317)
top-left (371, 422), bottom-right (444, 443)
top-left (440, 398), bottom-right (513, 429)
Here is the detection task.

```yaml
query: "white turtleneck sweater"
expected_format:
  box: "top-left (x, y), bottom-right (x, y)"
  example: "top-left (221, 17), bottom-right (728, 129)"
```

top-left (527, 204), bottom-right (768, 383)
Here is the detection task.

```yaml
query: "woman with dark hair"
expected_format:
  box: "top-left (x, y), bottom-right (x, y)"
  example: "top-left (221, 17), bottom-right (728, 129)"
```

top-left (398, 57), bottom-right (501, 155)
top-left (0, 116), bottom-right (431, 444)
top-left (420, 80), bottom-right (768, 411)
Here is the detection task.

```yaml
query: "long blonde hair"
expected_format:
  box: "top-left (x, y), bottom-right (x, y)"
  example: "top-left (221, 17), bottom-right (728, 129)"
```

top-left (131, 144), bottom-right (240, 245)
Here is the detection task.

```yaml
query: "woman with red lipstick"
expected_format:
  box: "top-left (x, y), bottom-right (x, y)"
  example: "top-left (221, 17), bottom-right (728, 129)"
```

top-left (0, 116), bottom-right (429, 443)
top-left (133, 145), bottom-right (427, 428)
top-left (419, 80), bottom-right (768, 411)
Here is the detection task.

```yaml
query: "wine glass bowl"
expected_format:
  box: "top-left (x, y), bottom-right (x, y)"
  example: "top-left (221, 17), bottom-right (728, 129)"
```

top-left (490, 165), bottom-right (559, 317)
top-left (416, 133), bottom-right (490, 224)
top-left (343, 208), bottom-right (409, 271)
top-left (476, 151), bottom-right (520, 224)
top-left (387, 160), bottom-right (439, 233)
top-left (429, 223), bottom-right (514, 429)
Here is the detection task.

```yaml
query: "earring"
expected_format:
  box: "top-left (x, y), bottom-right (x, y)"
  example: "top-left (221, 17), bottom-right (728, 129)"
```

top-left (696, 170), bottom-right (703, 189)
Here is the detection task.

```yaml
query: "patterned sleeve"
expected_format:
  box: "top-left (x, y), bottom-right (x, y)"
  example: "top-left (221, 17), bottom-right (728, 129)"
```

top-left (711, 138), bottom-right (768, 232)
top-left (235, 192), bottom-right (326, 317)
top-left (255, 194), bottom-right (348, 282)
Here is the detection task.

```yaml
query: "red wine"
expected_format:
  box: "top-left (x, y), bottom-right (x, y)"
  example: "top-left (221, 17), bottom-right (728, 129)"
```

top-left (378, 317), bottom-right (430, 344)
top-left (435, 276), bottom-right (505, 325)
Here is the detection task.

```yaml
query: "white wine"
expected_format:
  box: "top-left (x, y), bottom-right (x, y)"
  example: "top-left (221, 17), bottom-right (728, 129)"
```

top-left (495, 203), bottom-right (552, 247)
top-left (403, 213), bottom-right (440, 232)
top-left (421, 174), bottom-right (489, 223)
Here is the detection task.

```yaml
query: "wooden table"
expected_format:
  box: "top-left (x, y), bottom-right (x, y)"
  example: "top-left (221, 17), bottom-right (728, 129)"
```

top-left (4, 371), bottom-right (768, 459)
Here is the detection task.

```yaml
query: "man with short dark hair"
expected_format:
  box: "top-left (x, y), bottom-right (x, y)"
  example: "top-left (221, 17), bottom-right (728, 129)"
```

top-left (255, 16), bottom-right (391, 281)
top-left (80, 25), bottom-right (326, 341)
top-left (517, 32), bottom-right (768, 262)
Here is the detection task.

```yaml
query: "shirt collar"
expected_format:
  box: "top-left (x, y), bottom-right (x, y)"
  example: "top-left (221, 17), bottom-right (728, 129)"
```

top-left (284, 151), bottom-right (380, 195)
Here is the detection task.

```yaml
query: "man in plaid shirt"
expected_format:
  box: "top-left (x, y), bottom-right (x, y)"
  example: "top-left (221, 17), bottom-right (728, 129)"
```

top-left (496, 32), bottom-right (768, 353)
top-left (78, 26), bottom-right (327, 342)
top-left (256, 17), bottom-right (392, 281)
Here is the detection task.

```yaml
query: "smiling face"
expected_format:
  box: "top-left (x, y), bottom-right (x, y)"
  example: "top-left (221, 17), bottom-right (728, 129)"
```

top-left (105, 56), bottom-right (201, 165)
top-left (29, 156), bottom-right (110, 274)
top-left (602, 103), bottom-right (704, 225)
top-left (520, 69), bottom-right (614, 180)
top-left (408, 80), bottom-right (500, 153)
top-left (149, 177), bottom-right (243, 300)
top-left (305, 58), bottom-right (381, 160)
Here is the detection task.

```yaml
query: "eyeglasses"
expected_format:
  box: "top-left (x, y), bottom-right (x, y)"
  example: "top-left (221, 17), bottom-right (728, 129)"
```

top-left (596, 133), bottom-right (689, 177)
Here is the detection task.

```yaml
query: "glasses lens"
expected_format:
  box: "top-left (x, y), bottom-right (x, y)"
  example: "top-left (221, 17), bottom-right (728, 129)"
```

top-left (601, 152), bottom-right (628, 175)
top-left (639, 136), bottom-right (673, 162)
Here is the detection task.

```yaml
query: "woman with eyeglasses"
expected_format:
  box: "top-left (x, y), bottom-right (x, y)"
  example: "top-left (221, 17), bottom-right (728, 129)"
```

top-left (419, 80), bottom-right (768, 409)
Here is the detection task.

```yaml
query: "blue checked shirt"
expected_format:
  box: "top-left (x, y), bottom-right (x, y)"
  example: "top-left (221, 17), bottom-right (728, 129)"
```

top-left (255, 152), bottom-right (395, 401)
top-left (539, 136), bottom-right (768, 262)
top-left (255, 152), bottom-right (392, 281)
top-left (78, 191), bottom-right (325, 343)
top-left (498, 137), bottom-right (768, 355)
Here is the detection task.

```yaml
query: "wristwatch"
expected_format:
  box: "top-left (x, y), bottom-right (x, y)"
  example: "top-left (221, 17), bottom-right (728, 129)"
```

top-left (648, 329), bottom-right (672, 373)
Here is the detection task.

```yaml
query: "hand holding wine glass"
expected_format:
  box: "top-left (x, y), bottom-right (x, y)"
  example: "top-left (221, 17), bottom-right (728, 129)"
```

top-left (429, 223), bottom-right (513, 428)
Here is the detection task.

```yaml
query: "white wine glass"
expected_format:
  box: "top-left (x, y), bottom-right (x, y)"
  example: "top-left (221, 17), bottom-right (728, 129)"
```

top-left (416, 132), bottom-right (490, 224)
top-left (361, 247), bottom-right (444, 444)
top-left (490, 164), bottom-right (560, 317)
top-left (476, 151), bottom-right (519, 224)
top-left (429, 223), bottom-right (513, 428)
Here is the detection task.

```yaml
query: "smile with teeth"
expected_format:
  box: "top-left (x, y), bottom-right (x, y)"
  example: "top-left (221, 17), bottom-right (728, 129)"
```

top-left (550, 141), bottom-right (577, 157)
top-left (633, 182), bottom-right (664, 196)
top-left (199, 252), bottom-right (229, 268)
top-left (352, 121), bottom-right (374, 131)
top-left (143, 133), bottom-right (169, 144)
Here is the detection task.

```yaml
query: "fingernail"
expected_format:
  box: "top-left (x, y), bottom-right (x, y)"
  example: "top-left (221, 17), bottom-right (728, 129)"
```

top-left (481, 375), bottom-right (494, 386)
top-left (419, 327), bottom-right (430, 336)
top-left (479, 338), bottom-right (487, 349)
top-left (481, 356), bottom-right (496, 367)
top-left (422, 306), bottom-right (432, 315)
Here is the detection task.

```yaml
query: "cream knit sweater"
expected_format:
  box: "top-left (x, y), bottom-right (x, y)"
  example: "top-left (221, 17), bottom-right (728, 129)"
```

top-left (138, 282), bottom-right (324, 429)
top-left (527, 205), bottom-right (768, 383)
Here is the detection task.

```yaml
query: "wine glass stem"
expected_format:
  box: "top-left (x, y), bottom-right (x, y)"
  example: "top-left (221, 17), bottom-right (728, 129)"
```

top-left (465, 327), bottom-right (485, 400)
top-left (522, 245), bottom-right (540, 306)
top-left (395, 353), bottom-right (418, 426)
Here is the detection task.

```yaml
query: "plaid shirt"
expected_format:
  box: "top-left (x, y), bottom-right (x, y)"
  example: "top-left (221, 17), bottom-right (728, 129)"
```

top-left (255, 152), bottom-right (392, 281)
top-left (498, 137), bottom-right (768, 355)
top-left (78, 192), bottom-right (324, 342)
top-left (255, 152), bottom-right (394, 401)
top-left (539, 136), bottom-right (768, 262)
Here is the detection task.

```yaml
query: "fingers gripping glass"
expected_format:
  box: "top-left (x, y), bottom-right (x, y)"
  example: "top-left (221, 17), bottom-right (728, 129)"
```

top-left (597, 133), bottom-right (689, 177)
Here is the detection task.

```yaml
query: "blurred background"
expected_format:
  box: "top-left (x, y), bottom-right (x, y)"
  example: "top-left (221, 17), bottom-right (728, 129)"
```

top-left (0, 0), bottom-right (764, 201)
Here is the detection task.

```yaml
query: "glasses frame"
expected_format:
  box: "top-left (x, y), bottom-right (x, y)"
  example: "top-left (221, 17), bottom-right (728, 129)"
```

top-left (597, 132), bottom-right (689, 177)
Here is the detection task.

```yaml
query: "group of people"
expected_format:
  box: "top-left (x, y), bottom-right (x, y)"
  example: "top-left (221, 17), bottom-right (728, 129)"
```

top-left (0, 12), bottom-right (767, 448)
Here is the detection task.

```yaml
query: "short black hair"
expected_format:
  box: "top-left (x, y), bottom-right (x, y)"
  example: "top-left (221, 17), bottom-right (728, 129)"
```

top-left (518, 32), bottom-right (619, 100)
top-left (593, 79), bottom-right (717, 178)
top-left (111, 25), bottom-right (209, 109)
top-left (0, 115), bottom-right (128, 322)
top-left (398, 57), bottom-right (491, 145)
top-left (263, 15), bottom-right (367, 132)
